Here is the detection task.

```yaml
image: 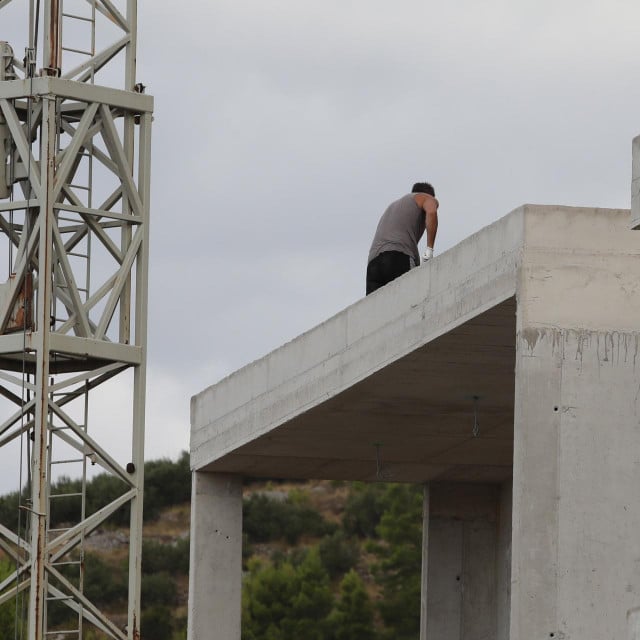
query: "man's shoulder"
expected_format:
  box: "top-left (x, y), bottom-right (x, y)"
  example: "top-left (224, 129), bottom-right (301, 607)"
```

top-left (389, 193), bottom-right (416, 207)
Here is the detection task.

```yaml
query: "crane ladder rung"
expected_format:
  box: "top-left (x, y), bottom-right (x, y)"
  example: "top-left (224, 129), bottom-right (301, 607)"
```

top-left (62, 12), bottom-right (94, 23)
top-left (61, 46), bottom-right (93, 56)
top-left (51, 560), bottom-right (82, 567)
top-left (46, 594), bottom-right (74, 602)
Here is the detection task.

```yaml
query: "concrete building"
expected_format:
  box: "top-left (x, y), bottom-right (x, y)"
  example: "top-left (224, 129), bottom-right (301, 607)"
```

top-left (188, 199), bottom-right (640, 639)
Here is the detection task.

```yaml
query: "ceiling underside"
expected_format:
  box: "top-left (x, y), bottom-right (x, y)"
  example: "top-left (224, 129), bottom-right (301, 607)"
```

top-left (205, 297), bottom-right (517, 483)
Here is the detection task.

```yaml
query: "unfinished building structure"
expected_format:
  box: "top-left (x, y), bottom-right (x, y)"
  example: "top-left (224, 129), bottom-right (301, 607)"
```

top-left (190, 180), bottom-right (640, 637)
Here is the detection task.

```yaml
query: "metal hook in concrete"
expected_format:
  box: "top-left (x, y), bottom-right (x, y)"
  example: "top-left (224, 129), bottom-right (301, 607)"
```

top-left (472, 395), bottom-right (480, 437)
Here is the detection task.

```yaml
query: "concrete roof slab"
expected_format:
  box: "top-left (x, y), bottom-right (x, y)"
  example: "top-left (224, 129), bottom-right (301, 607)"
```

top-left (192, 207), bottom-right (525, 481)
top-left (191, 205), bottom-right (636, 482)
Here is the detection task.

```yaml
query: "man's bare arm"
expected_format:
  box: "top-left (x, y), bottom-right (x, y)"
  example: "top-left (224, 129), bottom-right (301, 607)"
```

top-left (416, 194), bottom-right (439, 249)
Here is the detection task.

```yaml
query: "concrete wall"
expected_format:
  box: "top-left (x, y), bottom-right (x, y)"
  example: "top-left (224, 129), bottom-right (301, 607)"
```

top-left (512, 206), bottom-right (640, 640)
top-left (423, 483), bottom-right (512, 640)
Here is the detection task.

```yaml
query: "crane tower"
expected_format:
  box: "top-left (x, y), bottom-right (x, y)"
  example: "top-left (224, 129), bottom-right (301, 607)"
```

top-left (0, 1), bottom-right (152, 638)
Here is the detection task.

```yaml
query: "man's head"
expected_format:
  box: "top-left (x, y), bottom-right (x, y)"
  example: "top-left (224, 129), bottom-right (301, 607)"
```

top-left (412, 182), bottom-right (435, 197)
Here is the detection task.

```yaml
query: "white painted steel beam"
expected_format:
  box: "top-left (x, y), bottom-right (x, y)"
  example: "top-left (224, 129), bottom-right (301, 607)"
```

top-left (0, 2), bottom-right (152, 637)
top-left (0, 78), bottom-right (153, 112)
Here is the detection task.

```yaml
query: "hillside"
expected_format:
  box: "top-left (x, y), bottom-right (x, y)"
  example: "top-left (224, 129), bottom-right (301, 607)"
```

top-left (0, 456), bottom-right (424, 640)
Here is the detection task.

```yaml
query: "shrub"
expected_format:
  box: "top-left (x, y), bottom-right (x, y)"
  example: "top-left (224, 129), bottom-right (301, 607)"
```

top-left (141, 572), bottom-right (177, 607)
top-left (84, 552), bottom-right (128, 606)
top-left (342, 483), bottom-right (388, 539)
top-left (142, 538), bottom-right (190, 575)
top-left (318, 530), bottom-right (359, 580)
top-left (141, 604), bottom-right (173, 640)
top-left (243, 493), bottom-right (334, 544)
top-left (143, 452), bottom-right (191, 521)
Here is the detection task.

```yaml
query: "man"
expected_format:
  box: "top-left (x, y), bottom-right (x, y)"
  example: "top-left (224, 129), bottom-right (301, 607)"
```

top-left (366, 182), bottom-right (439, 295)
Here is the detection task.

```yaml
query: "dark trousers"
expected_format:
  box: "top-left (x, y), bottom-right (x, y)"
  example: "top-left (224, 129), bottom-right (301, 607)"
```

top-left (366, 251), bottom-right (413, 295)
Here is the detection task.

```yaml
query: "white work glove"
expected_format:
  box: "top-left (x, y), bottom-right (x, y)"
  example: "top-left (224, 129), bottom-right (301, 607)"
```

top-left (422, 247), bottom-right (434, 263)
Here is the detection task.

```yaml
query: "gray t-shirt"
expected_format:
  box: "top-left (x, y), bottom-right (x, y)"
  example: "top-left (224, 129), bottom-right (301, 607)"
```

top-left (367, 193), bottom-right (425, 265)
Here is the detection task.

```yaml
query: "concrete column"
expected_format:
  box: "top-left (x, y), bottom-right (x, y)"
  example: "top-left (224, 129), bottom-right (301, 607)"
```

top-left (424, 483), bottom-right (499, 639)
top-left (420, 483), bottom-right (430, 640)
top-left (512, 206), bottom-right (640, 640)
top-left (512, 329), bottom-right (640, 639)
top-left (511, 330), bottom-right (561, 638)
top-left (187, 472), bottom-right (243, 640)
top-left (496, 480), bottom-right (512, 640)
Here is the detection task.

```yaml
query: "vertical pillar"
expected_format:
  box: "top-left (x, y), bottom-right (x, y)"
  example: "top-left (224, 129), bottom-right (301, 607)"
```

top-left (127, 107), bottom-right (152, 640)
top-left (496, 481), bottom-right (512, 640)
top-left (510, 330), bottom-right (561, 639)
top-left (423, 483), bottom-right (499, 639)
top-left (511, 206), bottom-right (640, 639)
top-left (419, 483), bottom-right (430, 640)
top-left (188, 472), bottom-right (243, 640)
top-left (28, 94), bottom-right (56, 640)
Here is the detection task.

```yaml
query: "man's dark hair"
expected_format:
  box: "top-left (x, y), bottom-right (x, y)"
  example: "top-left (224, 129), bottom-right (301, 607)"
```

top-left (412, 182), bottom-right (435, 196)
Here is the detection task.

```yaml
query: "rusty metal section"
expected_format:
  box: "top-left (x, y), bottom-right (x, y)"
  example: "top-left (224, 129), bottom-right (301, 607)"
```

top-left (47, 0), bottom-right (62, 74)
top-left (0, 273), bottom-right (34, 333)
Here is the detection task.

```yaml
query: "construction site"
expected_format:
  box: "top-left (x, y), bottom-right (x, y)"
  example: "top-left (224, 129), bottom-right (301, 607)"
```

top-left (1, 1), bottom-right (640, 640)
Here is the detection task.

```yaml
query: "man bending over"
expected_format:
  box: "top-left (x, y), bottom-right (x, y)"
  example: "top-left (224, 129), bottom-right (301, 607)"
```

top-left (366, 182), bottom-right (439, 295)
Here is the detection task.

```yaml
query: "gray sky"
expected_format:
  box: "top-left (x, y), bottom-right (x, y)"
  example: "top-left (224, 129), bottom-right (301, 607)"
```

top-left (1, 0), bottom-right (640, 493)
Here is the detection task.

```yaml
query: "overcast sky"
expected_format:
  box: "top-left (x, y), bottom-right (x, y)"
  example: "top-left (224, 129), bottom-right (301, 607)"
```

top-left (1, 0), bottom-right (640, 493)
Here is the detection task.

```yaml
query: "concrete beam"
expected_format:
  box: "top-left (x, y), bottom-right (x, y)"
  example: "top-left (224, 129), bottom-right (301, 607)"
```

top-left (192, 208), bottom-right (524, 479)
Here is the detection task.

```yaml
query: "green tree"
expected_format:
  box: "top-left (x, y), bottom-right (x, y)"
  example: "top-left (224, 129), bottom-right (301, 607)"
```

top-left (242, 549), bottom-right (334, 640)
top-left (243, 493), bottom-right (334, 545)
top-left (141, 604), bottom-right (173, 640)
top-left (370, 484), bottom-right (423, 640)
top-left (142, 538), bottom-right (190, 575)
top-left (328, 570), bottom-right (376, 640)
top-left (141, 572), bottom-right (177, 607)
top-left (0, 555), bottom-right (19, 637)
top-left (318, 530), bottom-right (359, 580)
top-left (144, 452), bottom-right (191, 521)
top-left (343, 483), bottom-right (387, 538)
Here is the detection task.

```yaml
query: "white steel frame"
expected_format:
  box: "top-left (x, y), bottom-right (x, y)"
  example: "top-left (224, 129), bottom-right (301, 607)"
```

top-left (0, 1), bottom-right (151, 638)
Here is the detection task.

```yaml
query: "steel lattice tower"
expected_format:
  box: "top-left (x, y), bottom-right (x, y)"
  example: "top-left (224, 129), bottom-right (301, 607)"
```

top-left (0, 1), bottom-right (152, 638)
